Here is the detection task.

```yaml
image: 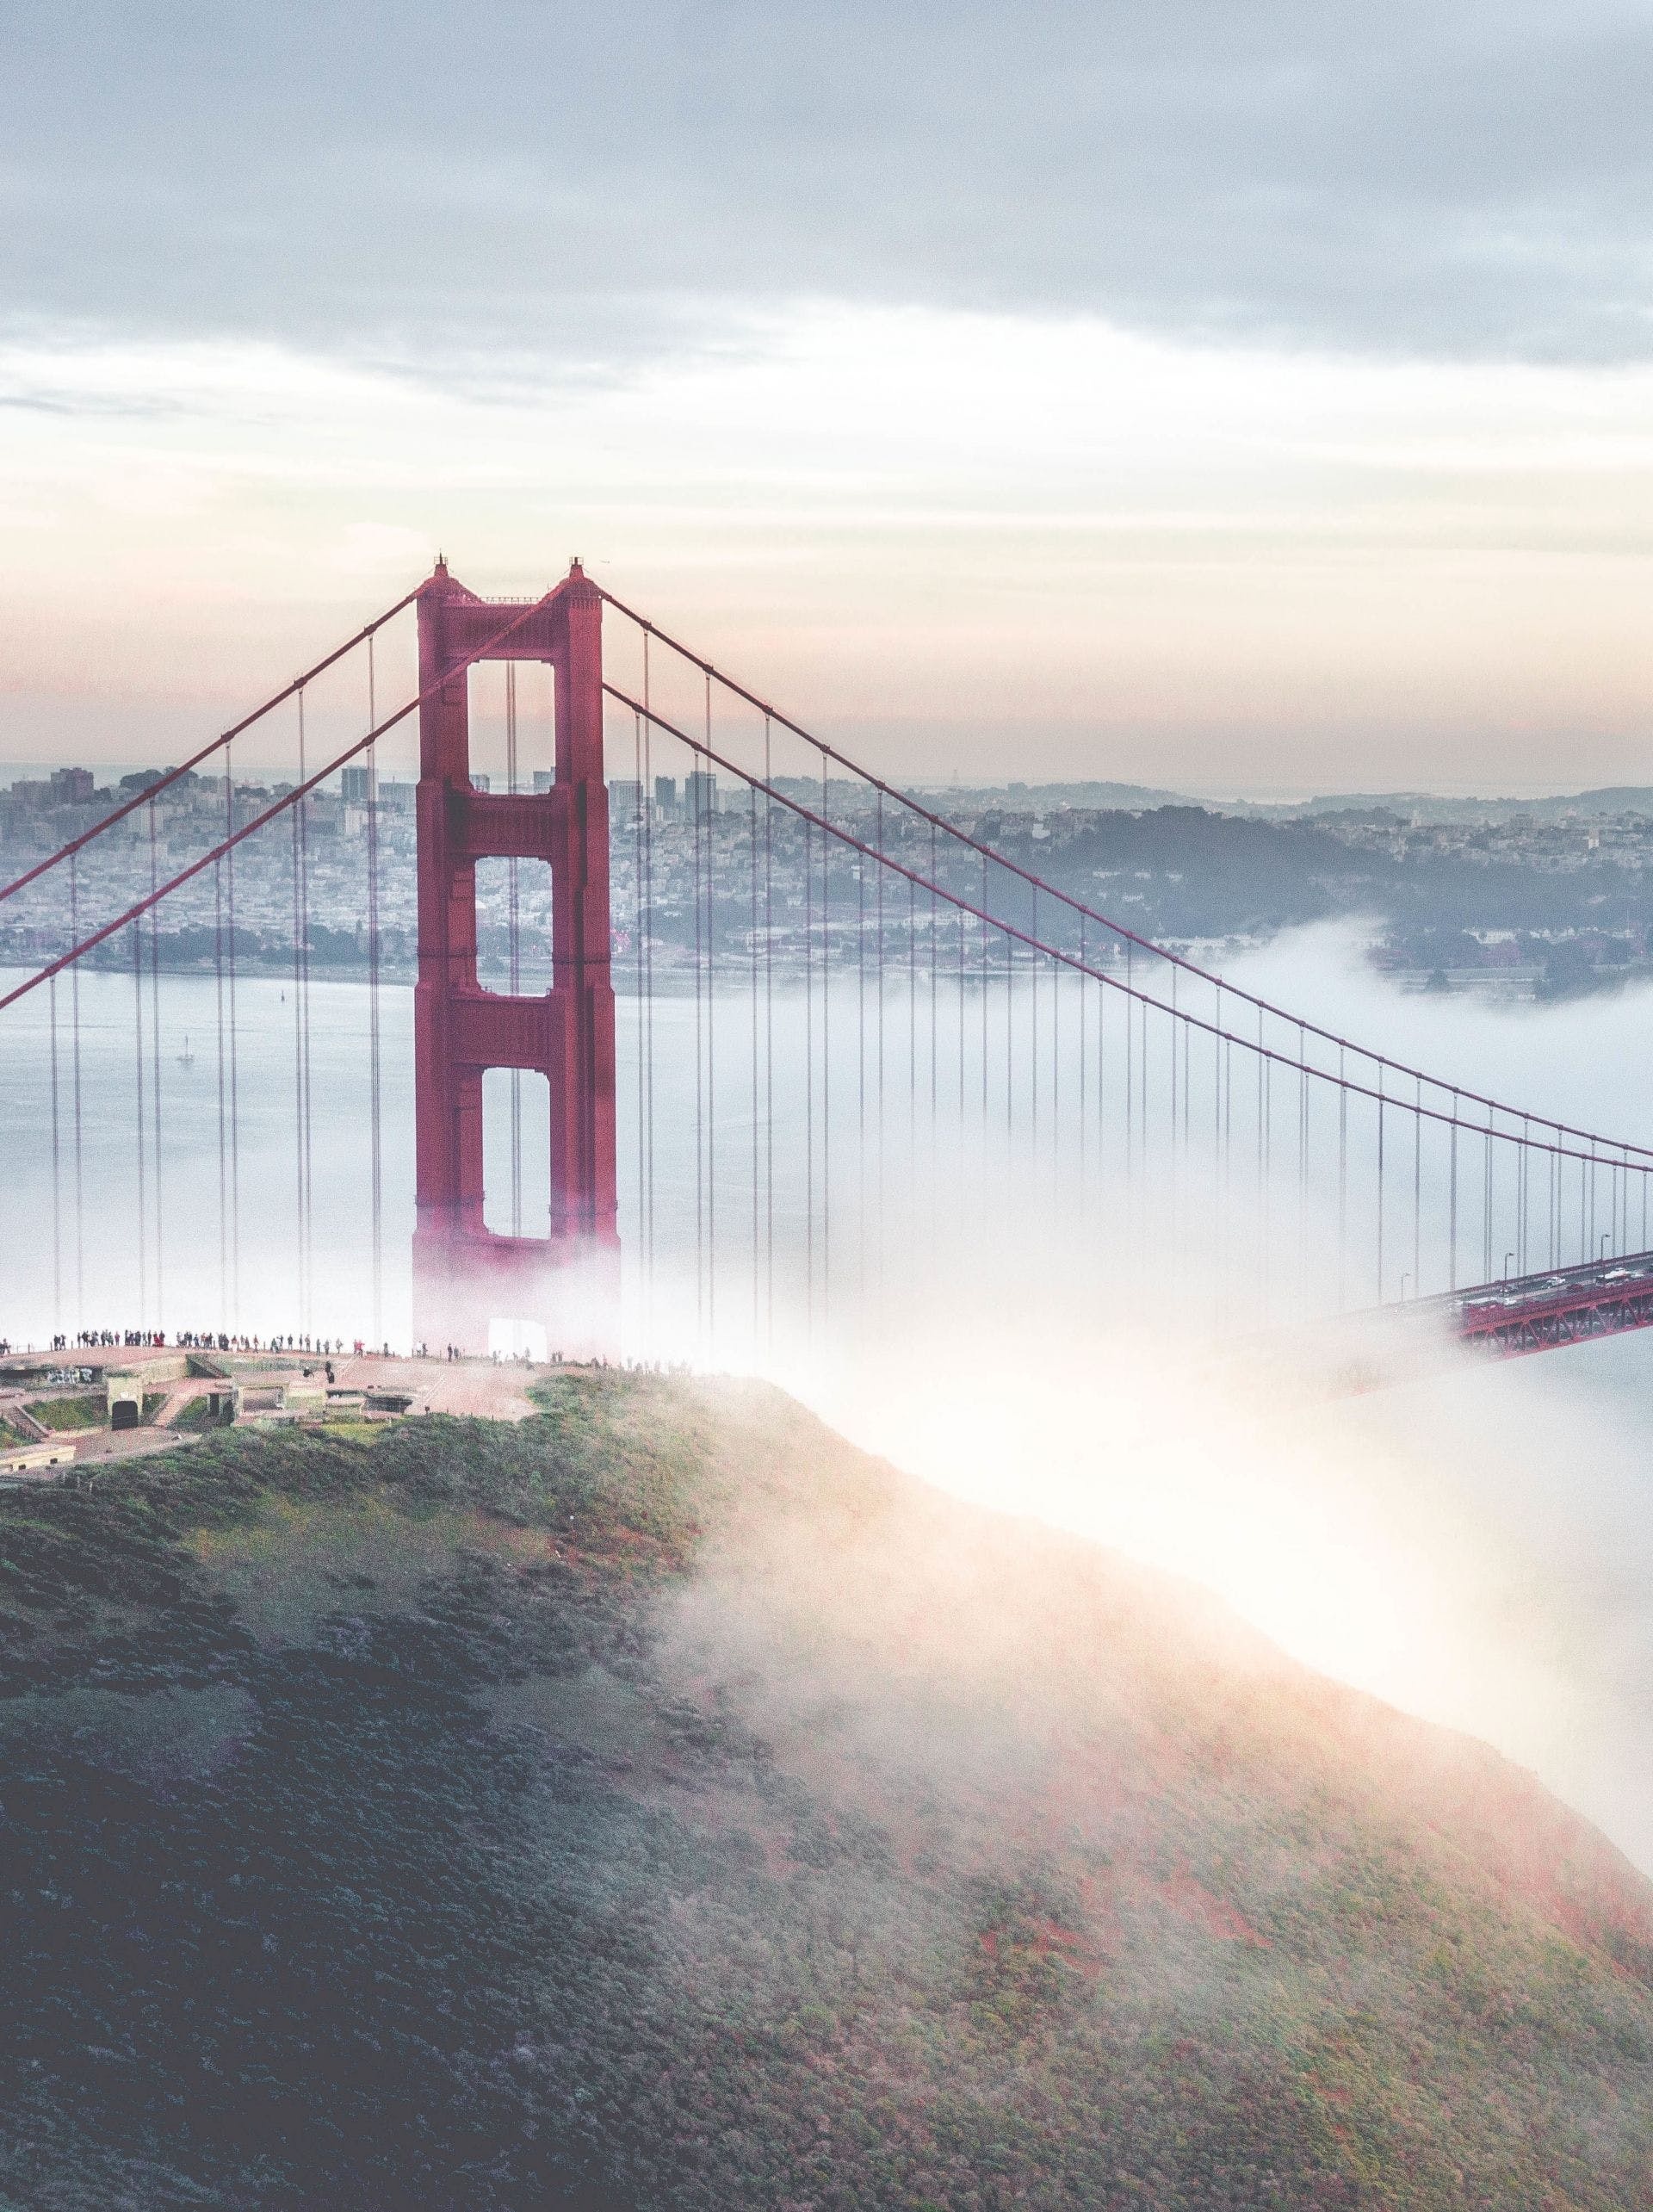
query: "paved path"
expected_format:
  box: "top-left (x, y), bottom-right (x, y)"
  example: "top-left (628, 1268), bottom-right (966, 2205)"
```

top-left (331, 1354), bottom-right (551, 1422)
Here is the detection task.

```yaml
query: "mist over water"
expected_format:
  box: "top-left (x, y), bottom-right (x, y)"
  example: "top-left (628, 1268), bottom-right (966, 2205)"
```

top-left (6, 931), bottom-right (1653, 1871)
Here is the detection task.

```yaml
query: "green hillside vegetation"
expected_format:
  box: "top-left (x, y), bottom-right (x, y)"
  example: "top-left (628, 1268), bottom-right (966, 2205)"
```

top-left (25, 1392), bottom-right (107, 1431)
top-left (3, 1375), bottom-right (1652, 2209)
top-left (170, 1391), bottom-right (228, 1431)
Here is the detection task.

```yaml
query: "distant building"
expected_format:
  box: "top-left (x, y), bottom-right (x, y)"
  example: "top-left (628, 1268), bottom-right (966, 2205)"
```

top-left (50, 767), bottom-right (95, 803)
top-left (686, 771), bottom-right (717, 820)
top-left (653, 776), bottom-right (678, 819)
top-left (533, 770), bottom-right (555, 794)
top-left (608, 778), bottom-right (642, 824)
top-left (340, 766), bottom-right (373, 804)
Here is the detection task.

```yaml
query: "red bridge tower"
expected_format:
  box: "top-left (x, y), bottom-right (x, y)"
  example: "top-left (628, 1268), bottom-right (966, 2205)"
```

top-left (411, 560), bottom-right (618, 1354)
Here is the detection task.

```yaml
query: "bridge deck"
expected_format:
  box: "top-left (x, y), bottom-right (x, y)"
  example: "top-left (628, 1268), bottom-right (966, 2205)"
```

top-left (1430, 1251), bottom-right (1653, 1358)
top-left (1288, 1250), bottom-right (1653, 1397)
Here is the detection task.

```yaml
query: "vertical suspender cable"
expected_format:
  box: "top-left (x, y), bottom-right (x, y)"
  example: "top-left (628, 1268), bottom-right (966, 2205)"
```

top-left (750, 755), bottom-right (760, 1348)
top-left (929, 821), bottom-right (939, 1239)
top-left (292, 696), bottom-right (310, 1333)
top-left (876, 797), bottom-right (886, 1310)
top-left (49, 973), bottom-right (61, 1332)
top-left (70, 852), bottom-right (84, 1319)
top-left (705, 678), bottom-right (716, 1350)
top-left (908, 853), bottom-right (918, 1229)
top-left (133, 920), bottom-right (147, 1329)
top-left (1376, 1069), bottom-right (1385, 1304)
top-left (1337, 1049), bottom-right (1347, 1309)
top-left (1252, 1006), bottom-right (1262, 1279)
top-left (820, 750), bottom-right (830, 1323)
top-left (906, 859), bottom-right (921, 1252)
top-left (366, 640), bottom-right (383, 1345)
top-left (148, 799), bottom-right (164, 1328)
top-left (507, 661), bottom-right (523, 1236)
top-left (637, 703), bottom-right (649, 1308)
top-left (291, 689), bottom-right (320, 1332)
top-left (1622, 1155), bottom-right (1631, 1254)
top-left (214, 852), bottom-right (227, 1322)
top-left (804, 733), bottom-right (814, 1336)
top-left (225, 741), bottom-right (241, 1326)
top-left (957, 837), bottom-right (966, 1127)
top-left (1297, 1026), bottom-right (1309, 1301)
top-left (1050, 888), bottom-right (1060, 1207)
top-left (1004, 913), bottom-right (1014, 1195)
top-left (693, 713), bottom-right (705, 1350)
top-left (1261, 1025), bottom-right (1272, 1309)
top-left (642, 635), bottom-right (656, 1319)
top-left (1030, 883), bottom-right (1038, 1152)
top-left (1625, 1146), bottom-right (1633, 1255)
top-left (301, 697), bottom-right (315, 1329)
top-left (1167, 961), bottom-right (1178, 1254)
top-left (1142, 992), bottom-right (1151, 1254)
top-left (291, 750), bottom-right (305, 1329)
top-left (980, 852), bottom-right (988, 1139)
top-left (763, 715), bottom-right (774, 1347)
top-left (1102, 939), bottom-right (1112, 1255)
top-left (1214, 999), bottom-right (1226, 1328)
top-left (1413, 1080), bottom-right (1421, 1296)
top-left (857, 786), bottom-right (868, 1309)
top-left (1211, 1011), bottom-right (1227, 1326)
top-left (1078, 914), bottom-right (1087, 1204)
top-left (1124, 940), bottom-right (1135, 1191)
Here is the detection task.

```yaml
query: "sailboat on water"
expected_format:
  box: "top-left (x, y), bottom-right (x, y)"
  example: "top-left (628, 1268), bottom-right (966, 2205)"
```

top-left (176, 1033), bottom-right (195, 1069)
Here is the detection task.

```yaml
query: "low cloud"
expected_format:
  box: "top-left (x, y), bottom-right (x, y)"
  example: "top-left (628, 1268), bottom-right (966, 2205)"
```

top-left (3, 1), bottom-right (1653, 372)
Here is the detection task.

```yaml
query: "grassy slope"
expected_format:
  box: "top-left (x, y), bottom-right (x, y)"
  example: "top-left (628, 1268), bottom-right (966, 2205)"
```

top-left (23, 1393), bottom-right (108, 1432)
top-left (1, 1373), bottom-right (1651, 2210)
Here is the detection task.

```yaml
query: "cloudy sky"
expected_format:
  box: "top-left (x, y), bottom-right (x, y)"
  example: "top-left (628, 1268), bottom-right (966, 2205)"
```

top-left (4, 0), bottom-right (1653, 788)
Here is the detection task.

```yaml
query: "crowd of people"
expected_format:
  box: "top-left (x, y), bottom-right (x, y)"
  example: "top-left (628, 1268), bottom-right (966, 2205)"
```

top-left (0, 1330), bottom-right (659, 1371)
top-left (48, 1329), bottom-right (389, 1358)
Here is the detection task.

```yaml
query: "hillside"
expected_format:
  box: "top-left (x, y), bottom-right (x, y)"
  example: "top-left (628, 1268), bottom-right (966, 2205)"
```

top-left (3, 1374), bottom-right (1653, 2209)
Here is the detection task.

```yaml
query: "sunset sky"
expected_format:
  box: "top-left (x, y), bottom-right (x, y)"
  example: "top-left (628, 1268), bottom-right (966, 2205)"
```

top-left (4, 0), bottom-right (1652, 790)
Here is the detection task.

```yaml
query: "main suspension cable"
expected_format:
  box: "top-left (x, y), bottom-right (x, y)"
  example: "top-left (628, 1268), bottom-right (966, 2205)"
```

top-left (597, 589), bottom-right (1651, 1169)
top-left (3, 589), bottom-right (571, 1015)
top-left (0, 588), bottom-right (423, 910)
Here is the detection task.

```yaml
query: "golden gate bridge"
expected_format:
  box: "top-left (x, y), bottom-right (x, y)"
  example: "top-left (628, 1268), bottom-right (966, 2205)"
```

top-left (3, 559), bottom-right (1651, 1371)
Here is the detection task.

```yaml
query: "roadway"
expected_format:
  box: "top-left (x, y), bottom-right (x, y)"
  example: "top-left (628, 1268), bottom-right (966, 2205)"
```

top-left (1425, 1249), bottom-right (1653, 1359)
